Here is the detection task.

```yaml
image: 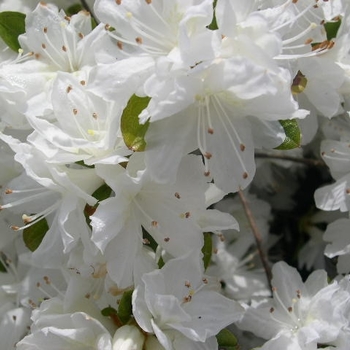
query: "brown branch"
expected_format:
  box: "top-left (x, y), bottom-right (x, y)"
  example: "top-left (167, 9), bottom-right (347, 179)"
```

top-left (238, 189), bottom-right (272, 290)
top-left (255, 151), bottom-right (327, 168)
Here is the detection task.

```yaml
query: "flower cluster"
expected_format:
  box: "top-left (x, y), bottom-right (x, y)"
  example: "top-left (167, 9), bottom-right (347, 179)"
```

top-left (0, 0), bottom-right (350, 349)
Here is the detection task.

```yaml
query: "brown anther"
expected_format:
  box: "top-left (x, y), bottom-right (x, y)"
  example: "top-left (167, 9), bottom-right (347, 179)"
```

top-left (185, 281), bottom-right (191, 288)
top-left (40, 2), bottom-right (47, 6)
top-left (240, 143), bottom-right (246, 151)
top-left (23, 216), bottom-right (32, 224)
top-left (85, 293), bottom-right (91, 299)
top-left (204, 171), bottom-right (210, 177)
top-left (92, 112), bottom-right (98, 119)
top-left (11, 226), bottom-right (20, 231)
top-left (346, 189), bottom-right (350, 194)
top-left (73, 108), bottom-right (78, 115)
top-left (183, 295), bottom-right (192, 303)
top-left (66, 85), bottom-right (72, 93)
top-left (116, 0), bottom-right (121, 4)
top-left (272, 287), bottom-right (277, 292)
top-left (164, 237), bottom-right (170, 242)
top-left (213, 248), bottom-right (218, 254)
top-left (292, 0), bottom-right (298, 2)
top-left (331, 148), bottom-right (335, 153)
top-left (80, 80), bottom-right (86, 86)
top-left (35, 53), bottom-right (40, 59)
top-left (321, 151), bottom-right (325, 156)
top-left (288, 306), bottom-right (293, 312)
top-left (218, 233), bottom-right (225, 242)
top-left (243, 172), bottom-right (248, 179)
top-left (135, 37), bottom-right (143, 44)
top-left (202, 278), bottom-right (208, 284)
top-left (117, 41), bottom-right (123, 50)
top-left (296, 289), bottom-right (301, 298)
top-left (174, 192), bottom-right (181, 199)
top-left (145, 0), bottom-right (152, 3)
top-left (43, 27), bottom-right (48, 33)
top-left (104, 24), bottom-right (110, 31)
top-left (41, 43), bottom-right (46, 49)
top-left (78, 32), bottom-right (84, 39)
top-left (5, 189), bottom-right (13, 194)
top-left (62, 45), bottom-right (67, 52)
top-left (208, 127), bottom-right (214, 134)
top-left (142, 238), bottom-right (150, 245)
top-left (185, 212), bottom-right (191, 218)
top-left (151, 220), bottom-right (158, 227)
top-left (64, 15), bottom-right (71, 22)
top-left (204, 152), bottom-right (212, 159)
top-left (36, 282), bottom-right (41, 288)
top-left (12, 315), bottom-right (17, 321)
top-left (270, 307), bottom-right (275, 313)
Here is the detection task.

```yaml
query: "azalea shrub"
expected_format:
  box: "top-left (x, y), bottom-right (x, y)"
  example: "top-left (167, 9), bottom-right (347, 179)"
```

top-left (0, 0), bottom-right (350, 349)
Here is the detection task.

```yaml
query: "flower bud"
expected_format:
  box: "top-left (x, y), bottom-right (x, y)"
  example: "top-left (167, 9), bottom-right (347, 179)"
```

top-left (112, 325), bottom-right (145, 350)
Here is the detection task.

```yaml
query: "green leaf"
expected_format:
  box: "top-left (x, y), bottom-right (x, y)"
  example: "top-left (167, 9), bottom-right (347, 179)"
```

top-left (216, 329), bottom-right (239, 350)
top-left (23, 218), bottom-right (49, 252)
top-left (118, 289), bottom-right (133, 325)
top-left (121, 95), bottom-right (151, 152)
top-left (65, 4), bottom-right (83, 16)
top-left (92, 183), bottom-right (112, 202)
top-left (101, 306), bottom-right (118, 317)
top-left (324, 19), bottom-right (341, 41)
top-left (208, 0), bottom-right (218, 30)
top-left (202, 233), bottom-right (212, 270)
top-left (275, 119), bottom-right (301, 150)
top-left (0, 12), bottom-right (26, 52)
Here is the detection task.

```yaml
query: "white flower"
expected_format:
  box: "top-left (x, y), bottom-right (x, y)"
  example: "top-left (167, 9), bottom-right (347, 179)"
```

top-left (132, 250), bottom-right (244, 350)
top-left (323, 217), bottom-right (350, 274)
top-left (16, 297), bottom-right (114, 350)
top-left (238, 261), bottom-right (350, 349)
top-left (90, 154), bottom-right (237, 287)
top-left (0, 3), bottom-right (108, 124)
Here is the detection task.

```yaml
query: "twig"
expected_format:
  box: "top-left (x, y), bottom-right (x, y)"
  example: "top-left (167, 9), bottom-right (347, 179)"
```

top-left (80, 0), bottom-right (99, 25)
top-left (238, 189), bottom-right (272, 290)
top-left (255, 151), bottom-right (327, 167)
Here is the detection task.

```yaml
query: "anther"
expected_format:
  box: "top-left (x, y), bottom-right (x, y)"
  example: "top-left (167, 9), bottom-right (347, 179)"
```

top-left (151, 220), bottom-right (158, 227)
top-left (208, 127), bottom-right (214, 134)
top-left (185, 212), bottom-right (191, 218)
top-left (185, 281), bottom-right (191, 288)
top-left (204, 171), bottom-right (210, 177)
top-left (243, 172), bottom-right (248, 179)
top-left (41, 43), bottom-right (46, 49)
top-left (73, 108), bottom-right (78, 115)
top-left (240, 144), bottom-right (246, 151)
top-left (62, 45), bottom-right (67, 52)
top-left (5, 189), bottom-right (13, 194)
top-left (80, 80), bottom-right (86, 85)
top-left (11, 226), bottom-right (20, 231)
top-left (164, 237), bottom-right (170, 242)
top-left (116, 0), bottom-right (121, 4)
top-left (66, 85), bottom-right (72, 93)
top-left (92, 113), bottom-right (98, 119)
top-left (135, 37), bottom-right (143, 44)
top-left (145, 0), bottom-right (152, 3)
top-left (174, 192), bottom-right (181, 199)
top-left (117, 41), bottom-right (123, 50)
top-left (202, 278), bottom-right (208, 284)
top-left (78, 32), bottom-right (84, 39)
top-left (43, 27), bottom-right (48, 33)
top-left (288, 306), bottom-right (293, 312)
top-left (204, 152), bottom-right (212, 159)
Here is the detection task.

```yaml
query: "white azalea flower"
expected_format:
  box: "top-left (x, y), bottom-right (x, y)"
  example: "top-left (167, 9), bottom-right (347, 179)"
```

top-left (238, 261), bottom-right (350, 349)
top-left (132, 250), bottom-right (244, 350)
top-left (16, 297), bottom-right (115, 350)
top-left (26, 72), bottom-right (131, 165)
top-left (0, 3), bottom-right (108, 125)
top-left (90, 154), bottom-right (237, 287)
top-left (323, 217), bottom-right (350, 274)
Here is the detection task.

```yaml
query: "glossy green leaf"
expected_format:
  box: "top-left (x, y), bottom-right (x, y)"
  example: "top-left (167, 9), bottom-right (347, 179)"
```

top-left (275, 119), bottom-right (301, 150)
top-left (202, 232), bottom-right (212, 270)
top-left (23, 218), bottom-right (49, 252)
top-left (101, 306), bottom-right (118, 317)
top-left (324, 20), bottom-right (341, 40)
top-left (0, 12), bottom-right (26, 52)
top-left (216, 329), bottom-right (239, 350)
top-left (118, 289), bottom-right (133, 324)
top-left (121, 95), bottom-right (151, 152)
